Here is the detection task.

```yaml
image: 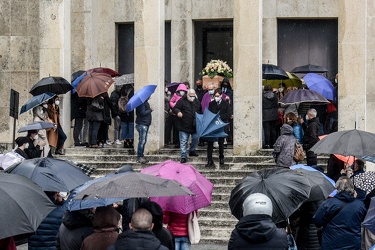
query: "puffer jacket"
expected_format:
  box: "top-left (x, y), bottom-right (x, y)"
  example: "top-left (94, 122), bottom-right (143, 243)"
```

top-left (169, 84), bottom-right (188, 109)
top-left (262, 90), bottom-right (279, 122)
top-left (163, 212), bottom-right (188, 237)
top-left (273, 124), bottom-right (296, 168)
top-left (228, 214), bottom-right (288, 249)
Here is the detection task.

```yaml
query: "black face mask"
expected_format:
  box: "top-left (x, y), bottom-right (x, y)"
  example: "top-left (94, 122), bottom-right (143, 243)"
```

top-left (196, 85), bottom-right (202, 89)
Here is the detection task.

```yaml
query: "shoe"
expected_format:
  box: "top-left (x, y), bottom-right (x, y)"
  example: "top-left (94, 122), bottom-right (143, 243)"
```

top-left (98, 143), bottom-right (103, 148)
top-left (220, 158), bottom-right (225, 165)
top-left (189, 151), bottom-right (199, 157)
top-left (55, 149), bottom-right (65, 155)
top-left (90, 144), bottom-right (99, 148)
top-left (115, 139), bottom-right (122, 145)
top-left (205, 161), bottom-right (215, 168)
top-left (106, 140), bottom-right (113, 145)
top-left (180, 158), bottom-right (187, 163)
top-left (137, 157), bottom-right (149, 164)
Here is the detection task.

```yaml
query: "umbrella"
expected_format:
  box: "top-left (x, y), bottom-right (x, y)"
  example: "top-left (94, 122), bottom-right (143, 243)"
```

top-left (18, 121), bottom-right (55, 133)
top-left (290, 164), bottom-right (336, 187)
top-left (86, 67), bottom-right (121, 77)
top-left (279, 89), bottom-right (329, 105)
top-left (141, 160), bottom-right (214, 214)
top-left (5, 158), bottom-right (91, 192)
top-left (73, 172), bottom-right (194, 200)
top-left (262, 71), bottom-right (302, 89)
top-left (262, 64), bottom-right (289, 80)
top-left (75, 72), bottom-right (114, 98)
top-left (115, 73), bottom-right (134, 86)
top-left (0, 172), bottom-right (55, 239)
top-left (66, 174), bottom-right (123, 211)
top-left (167, 82), bottom-right (181, 94)
top-left (310, 129), bottom-right (375, 158)
top-left (291, 64), bottom-right (328, 74)
top-left (71, 70), bottom-right (86, 82)
top-left (352, 171), bottom-right (375, 194)
top-left (363, 197), bottom-right (375, 234)
top-left (195, 109), bottom-right (229, 139)
top-left (29, 76), bottom-right (73, 96)
top-left (319, 135), bottom-right (355, 165)
top-left (71, 72), bottom-right (87, 94)
top-left (0, 151), bottom-right (25, 170)
top-left (303, 73), bottom-right (336, 100)
top-left (229, 168), bottom-right (311, 223)
top-left (126, 84), bottom-right (157, 112)
top-left (20, 92), bottom-right (56, 115)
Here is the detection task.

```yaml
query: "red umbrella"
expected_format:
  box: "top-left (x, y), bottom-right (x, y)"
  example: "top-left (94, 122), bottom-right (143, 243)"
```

top-left (141, 160), bottom-right (214, 214)
top-left (75, 72), bottom-right (114, 98)
top-left (86, 67), bottom-right (121, 77)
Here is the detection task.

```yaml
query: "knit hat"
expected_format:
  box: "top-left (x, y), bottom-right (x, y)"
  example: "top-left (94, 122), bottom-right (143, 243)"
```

top-left (243, 193), bottom-right (273, 217)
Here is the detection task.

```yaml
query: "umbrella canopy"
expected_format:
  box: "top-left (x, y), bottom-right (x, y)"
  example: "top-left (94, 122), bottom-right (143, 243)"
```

top-left (290, 164), bottom-right (335, 187)
top-left (86, 67), bottom-right (121, 77)
top-left (126, 84), bottom-right (157, 112)
top-left (71, 72), bottom-right (87, 94)
top-left (363, 197), bottom-right (375, 234)
top-left (303, 73), bottom-right (336, 100)
top-left (310, 129), bottom-right (375, 158)
top-left (66, 174), bottom-right (123, 211)
top-left (0, 151), bottom-right (25, 170)
top-left (75, 72), bottom-right (114, 98)
top-left (18, 121), bottom-right (55, 133)
top-left (195, 109), bottom-right (229, 139)
top-left (73, 172), bottom-right (194, 200)
top-left (319, 135), bottom-right (356, 165)
top-left (71, 70), bottom-right (86, 82)
top-left (29, 76), bottom-right (73, 96)
top-left (20, 92), bottom-right (56, 115)
top-left (262, 71), bottom-right (302, 89)
top-left (167, 82), bottom-right (181, 94)
top-left (291, 64), bottom-right (328, 74)
top-left (279, 89), bottom-right (329, 105)
top-left (141, 160), bottom-right (214, 214)
top-left (0, 173), bottom-right (55, 239)
top-left (5, 158), bottom-right (91, 192)
top-left (115, 73), bottom-right (134, 86)
top-left (262, 64), bottom-right (289, 80)
top-left (352, 171), bottom-right (375, 194)
top-left (229, 168), bottom-right (311, 223)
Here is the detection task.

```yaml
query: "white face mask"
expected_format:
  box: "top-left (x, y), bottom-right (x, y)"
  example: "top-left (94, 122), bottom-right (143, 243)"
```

top-left (187, 96), bottom-right (195, 102)
top-left (43, 104), bottom-right (48, 109)
top-left (179, 91), bottom-right (185, 96)
top-left (208, 90), bottom-right (214, 95)
top-left (305, 114), bottom-right (309, 120)
top-left (334, 79), bottom-right (338, 84)
top-left (24, 143), bottom-right (29, 149)
top-left (214, 97), bottom-right (221, 102)
top-left (165, 87), bottom-right (168, 93)
top-left (34, 134), bottom-right (39, 140)
top-left (55, 100), bottom-right (60, 106)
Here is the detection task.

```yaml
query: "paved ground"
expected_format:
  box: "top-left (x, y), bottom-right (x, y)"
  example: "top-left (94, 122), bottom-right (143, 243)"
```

top-left (17, 243), bottom-right (227, 249)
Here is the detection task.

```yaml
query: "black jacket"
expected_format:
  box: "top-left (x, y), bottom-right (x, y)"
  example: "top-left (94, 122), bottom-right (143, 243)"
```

top-left (262, 91), bottom-right (279, 122)
top-left (208, 99), bottom-right (231, 123)
top-left (14, 148), bottom-right (29, 159)
top-left (302, 117), bottom-right (320, 150)
top-left (228, 214), bottom-right (288, 250)
top-left (24, 137), bottom-right (42, 159)
top-left (114, 230), bottom-right (168, 250)
top-left (135, 101), bottom-right (152, 126)
top-left (173, 96), bottom-right (201, 134)
top-left (70, 93), bottom-right (87, 120)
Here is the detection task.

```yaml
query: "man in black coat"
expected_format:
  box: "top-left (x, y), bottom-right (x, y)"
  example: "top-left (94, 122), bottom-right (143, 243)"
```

top-left (71, 93), bottom-right (88, 146)
top-left (301, 108), bottom-right (321, 164)
top-left (24, 130), bottom-right (43, 159)
top-left (262, 85), bottom-right (279, 149)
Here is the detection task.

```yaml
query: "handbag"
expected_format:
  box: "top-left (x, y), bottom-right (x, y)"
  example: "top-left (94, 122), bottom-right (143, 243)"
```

top-left (188, 211), bottom-right (201, 244)
top-left (293, 140), bottom-right (305, 162)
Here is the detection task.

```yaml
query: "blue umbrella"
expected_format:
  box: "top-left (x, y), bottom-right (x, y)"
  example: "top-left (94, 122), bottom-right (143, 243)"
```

top-left (363, 197), bottom-right (375, 234)
top-left (20, 92), bottom-right (55, 114)
top-left (66, 174), bottom-right (123, 211)
top-left (71, 72), bottom-right (88, 94)
top-left (126, 84), bottom-right (157, 112)
top-left (18, 121), bottom-right (55, 133)
top-left (195, 109), bottom-right (229, 139)
top-left (303, 73), bottom-right (336, 101)
top-left (290, 164), bottom-right (335, 186)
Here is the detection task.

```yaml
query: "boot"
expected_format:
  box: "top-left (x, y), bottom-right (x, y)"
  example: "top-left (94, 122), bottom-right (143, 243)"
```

top-left (124, 140), bottom-right (129, 148)
top-left (128, 139), bottom-right (134, 148)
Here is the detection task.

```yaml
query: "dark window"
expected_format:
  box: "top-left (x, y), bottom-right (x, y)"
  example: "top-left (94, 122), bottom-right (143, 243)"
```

top-left (118, 24), bottom-right (134, 75)
top-left (165, 22), bottom-right (171, 83)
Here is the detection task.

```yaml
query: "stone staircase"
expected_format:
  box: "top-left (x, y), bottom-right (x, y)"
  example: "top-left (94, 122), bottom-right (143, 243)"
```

top-left (59, 145), bottom-right (328, 245)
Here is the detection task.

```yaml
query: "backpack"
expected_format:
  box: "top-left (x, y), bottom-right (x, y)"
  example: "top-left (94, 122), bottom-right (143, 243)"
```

top-left (294, 140), bottom-right (305, 162)
top-left (118, 88), bottom-right (132, 113)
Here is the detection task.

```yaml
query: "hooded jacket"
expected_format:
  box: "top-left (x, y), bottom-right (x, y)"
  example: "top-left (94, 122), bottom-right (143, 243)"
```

top-left (228, 214), bottom-right (288, 249)
top-left (114, 230), bottom-right (168, 250)
top-left (273, 124), bottom-right (296, 168)
top-left (135, 100), bottom-right (152, 126)
top-left (313, 191), bottom-right (366, 250)
top-left (169, 84), bottom-right (188, 109)
top-left (262, 90), bottom-right (279, 122)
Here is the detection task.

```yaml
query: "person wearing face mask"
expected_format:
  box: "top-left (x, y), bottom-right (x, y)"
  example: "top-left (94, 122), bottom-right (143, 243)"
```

top-left (200, 82), bottom-right (229, 112)
top-left (14, 136), bottom-right (29, 159)
top-left (173, 88), bottom-right (202, 163)
top-left (32, 104), bottom-right (51, 157)
top-left (46, 96), bottom-right (67, 155)
top-left (300, 108), bottom-right (320, 165)
top-left (205, 89), bottom-right (231, 167)
top-left (24, 130), bottom-right (43, 159)
top-left (194, 79), bottom-right (204, 102)
top-left (169, 84), bottom-right (188, 148)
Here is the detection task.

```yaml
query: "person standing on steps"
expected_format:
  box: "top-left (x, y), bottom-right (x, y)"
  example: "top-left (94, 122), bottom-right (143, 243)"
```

top-left (135, 94), bottom-right (153, 164)
top-left (46, 96), bottom-right (67, 155)
top-left (262, 85), bottom-right (278, 149)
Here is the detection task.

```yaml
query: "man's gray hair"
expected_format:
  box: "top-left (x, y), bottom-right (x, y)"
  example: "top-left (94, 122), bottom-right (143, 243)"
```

top-left (308, 108), bottom-right (317, 118)
top-left (188, 88), bottom-right (196, 95)
top-left (336, 176), bottom-right (355, 195)
top-left (207, 82), bottom-right (214, 88)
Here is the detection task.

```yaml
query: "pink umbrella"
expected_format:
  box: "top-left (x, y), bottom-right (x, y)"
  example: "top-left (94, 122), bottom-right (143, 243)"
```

top-left (141, 160), bottom-right (214, 214)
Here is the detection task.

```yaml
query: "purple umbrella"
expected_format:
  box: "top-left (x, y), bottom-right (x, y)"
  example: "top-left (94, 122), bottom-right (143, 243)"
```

top-left (141, 160), bottom-right (214, 214)
top-left (167, 82), bottom-right (181, 94)
top-left (279, 89), bottom-right (329, 105)
top-left (303, 73), bottom-right (336, 101)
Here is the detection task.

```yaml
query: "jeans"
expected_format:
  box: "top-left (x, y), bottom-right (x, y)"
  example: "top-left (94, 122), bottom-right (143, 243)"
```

top-left (121, 122), bottom-right (134, 139)
top-left (179, 131), bottom-right (199, 159)
top-left (136, 124), bottom-right (149, 157)
top-left (175, 236), bottom-right (190, 250)
top-left (114, 116), bottom-right (121, 140)
top-left (88, 121), bottom-right (101, 145)
top-left (73, 117), bottom-right (84, 144)
top-left (56, 126), bottom-right (67, 150)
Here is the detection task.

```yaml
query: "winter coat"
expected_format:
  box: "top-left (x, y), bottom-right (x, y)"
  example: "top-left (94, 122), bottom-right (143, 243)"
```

top-left (56, 210), bottom-right (93, 250)
top-left (313, 191), bottom-right (366, 250)
top-left (33, 106), bottom-right (50, 157)
top-left (292, 123), bottom-right (304, 144)
top-left (153, 228), bottom-right (175, 250)
top-left (273, 124), bottom-right (296, 168)
top-left (81, 207), bottom-right (120, 250)
top-left (173, 96), bottom-right (202, 134)
top-left (109, 90), bottom-right (121, 118)
top-left (46, 104), bottom-right (61, 147)
top-left (86, 96), bottom-right (104, 122)
top-left (135, 101), bottom-right (152, 126)
top-left (262, 90), bottom-right (279, 122)
top-left (70, 93), bottom-right (87, 120)
top-left (113, 230), bottom-right (168, 250)
top-left (208, 99), bottom-right (231, 123)
top-left (169, 84), bottom-right (188, 109)
top-left (228, 214), bottom-right (288, 250)
top-left (14, 148), bottom-right (28, 159)
top-left (195, 86), bottom-right (204, 102)
top-left (102, 95), bottom-right (113, 125)
top-left (121, 88), bottom-right (135, 123)
top-left (163, 212), bottom-right (188, 237)
top-left (24, 137), bottom-right (42, 159)
top-left (302, 117), bottom-right (320, 151)
top-left (28, 201), bottom-right (66, 250)
top-left (201, 92), bottom-right (228, 112)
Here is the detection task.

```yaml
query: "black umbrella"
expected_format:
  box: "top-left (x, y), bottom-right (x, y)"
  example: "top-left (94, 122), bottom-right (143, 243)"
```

top-left (18, 121), bottom-right (55, 133)
top-left (279, 89), bottom-right (329, 105)
top-left (20, 92), bottom-right (56, 115)
top-left (114, 73), bottom-right (134, 86)
top-left (291, 64), bottom-right (328, 74)
top-left (310, 129), bottom-right (375, 158)
top-left (5, 158), bottom-right (91, 192)
top-left (0, 173), bottom-right (55, 239)
top-left (262, 64), bottom-right (289, 80)
top-left (29, 76), bottom-right (73, 96)
top-left (229, 168), bottom-right (311, 223)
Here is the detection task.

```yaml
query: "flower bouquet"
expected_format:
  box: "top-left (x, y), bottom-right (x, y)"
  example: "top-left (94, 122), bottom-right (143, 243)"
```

top-left (200, 59), bottom-right (233, 79)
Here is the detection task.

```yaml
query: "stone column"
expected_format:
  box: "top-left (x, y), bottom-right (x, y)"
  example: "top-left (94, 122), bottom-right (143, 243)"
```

top-left (134, 0), bottom-right (165, 152)
top-left (232, 0), bottom-right (262, 155)
top-left (39, 0), bottom-right (72, 147)
top-left (170, 0), bottom-right (193, 83)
